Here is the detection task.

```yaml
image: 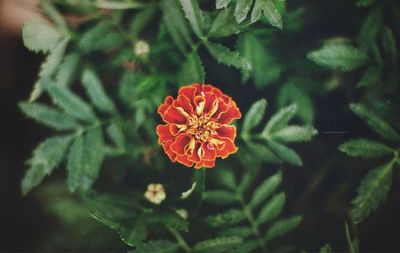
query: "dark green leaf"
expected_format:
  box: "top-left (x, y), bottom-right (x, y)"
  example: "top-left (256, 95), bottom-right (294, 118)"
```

top-left (133, 240), bottom-right (179, 253)
top-left (266, 139), bottom-right (303, 166)
top-left (178, 0), bottom-right (205, 38)
top-left (271, 125), bottom-right (317, 143)
top-left (218, 226), bottom-right (252, 239)
top-left (381, 26), bottom-right (397, 62)
top-left (235, 0), bottom-right (253, 23)
top-left (206, 41), bottom-right (251, 71)
top-left (216, 0), bottom-right (232, 9)
top-left (22, 135), bottom-right (73, 194)
top-left (19, 102), bottom-right (80, 131)
top-left (262, 104), bottom-right (297, 135)
top-left (203, 190), bottom-right (236, 205)
top-left (242, 99), bottom-right (267, 132)
top-left (351, 162), bottom-right (393, 223)
top-left (217, 169), bottom-right (236, 190)
top-left (106, 122), bottom-right (125, 150)
top-left (356, 65), bottom-right (381, 88)
top-left (230, 240), bottom-right (258, 253)
top-left (264, 215), bottom-right (302, 241)
top-left (206, 209), bottom-right (245, 227)
top-left (180, 52), bottom-right (205, 85)
top-left (338, 139), bottom-right (393, 158)
top-left (193, 236), bottom-right (243, 253)
top-left (55, 52), bottom-right (81, 87)
top-left (257, 192), bottom-right (286, 224)
top-left (250, 170), bottom-right (282, 208)
top-left (319, 243), bottom-right (333, 253)
top-left (208, 7), bottom-right (241, 38)
top-left (251, 0), bottom-right (283, 29)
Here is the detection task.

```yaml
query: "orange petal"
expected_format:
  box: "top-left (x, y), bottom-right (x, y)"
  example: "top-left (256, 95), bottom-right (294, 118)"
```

top-left (171, 134), bottom-right (191, 155)
top-left (158, 96), bottom-right (173, 115)
top-left (163, 140), bottom-right (177, 162)
top-left (163, 106), bottom-right (188, 124)
top-left (216, 125), bottom-right (237, 141)
top-left (214, 136), bottom-right (238, 159)
top-left (173, 94), bottom-right (193, 115)
top-left (178, 84), bottom-right (200, 102)
top-left (170, 123), bottom-right (188, 136)
top-left (194, 159), bottom-right (215, 169)
top-left (156, 124), bottom-right (174, 144)
top-left (218, 102), bottom-right (241, 124)
top-left (176, 155), bottom-right (194, 167)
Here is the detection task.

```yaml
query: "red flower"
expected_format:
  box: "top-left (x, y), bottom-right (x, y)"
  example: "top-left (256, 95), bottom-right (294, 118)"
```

top-left (156, 84), bottom-right (241, 169)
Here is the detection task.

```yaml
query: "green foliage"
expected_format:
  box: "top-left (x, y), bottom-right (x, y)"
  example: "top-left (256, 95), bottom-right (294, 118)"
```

top-left (205, 41), bottom-right (251, 71)
top-left (338, 139), bottom-right (393, 158)
top-left (178, 0), bottom-right (205, 38)
top-left (22, 19), bottom-right (64, 53)
top-left (132, 240), bottom-right (179, 253)
top-left (204, 169), bottom-right (301, 252)
top-left (193, 236), bottom-right (243, 253)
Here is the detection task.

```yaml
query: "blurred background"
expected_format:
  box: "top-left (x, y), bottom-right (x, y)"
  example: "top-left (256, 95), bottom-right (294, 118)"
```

top-left (1, 0), bottom-right (399, 252)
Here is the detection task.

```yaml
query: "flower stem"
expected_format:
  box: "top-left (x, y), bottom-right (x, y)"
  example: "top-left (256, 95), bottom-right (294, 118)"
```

top-left (169, 228), bottom-right (191, 252)
top-left (193, 167), bottom-right (206, 212)
top-left (237, 193), bottom-right (267, 253)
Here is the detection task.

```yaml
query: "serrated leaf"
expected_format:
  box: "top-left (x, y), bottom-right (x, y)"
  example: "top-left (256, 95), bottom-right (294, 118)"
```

top-left (203, 190), bottom-right (236, 205)
top-left (81, 67), bottom-right (116, 114)
top-left (381, 26), bottom-right (397, 62)
top-left (121, 215), bottom-right (148, 247)
top-left (216, 0), bottom-right (232, 9)
top-left (230, 240), bottom-right (258, 253)
top-left (249, 170), bottom-right (282, 208)
top-left (22, 20), bottom-right (63, 53)
top-left (67, 127), bottom-right (105, 192)
top-left (133, 240), bottom-right (179, 253)
top-left (357, 8), bottom-right (382, 49)
top-left (349, 103), bottom-right (400, 141)
top-left (235, 0), bottom-right (253, 23)
top-left (45, 81), bottom-right (97, 122)
top-left (217, 170), bottom-right (236, 190)
top-left (351, 162), bottom-right (393, 223)
top-left (271, 125), bottom-right (317, 143)
top-left (338, 139), bottom-right (393, 158)
top-left (266, 139), bottom-right (303, 166)
top-left (245, 142), bottom-right (281, 163)
top-left (106, 122), bottom-right (125, 150)
top-left (180, 52), bottom-right (205, 85)
top-left (243, 99), bottom-right (267, 132)
top-left (218, 226), bottom-right (252, 238)
top-left (307, 41), bottom-right (369, 72)
top-left (78, 23), bottom-right (124, 53)
top-left (56, 53), bottom-right (81, 87)
top-left (264, 215), bottom-right (302, 241)
top-left (22, 135), bottom-right (73, 194)
top-left (206, 209), bottom-right (245, 227)
top-left (262, 104), bottom-right (297, 135)
top-left (193, 236), bottom-right (243, 253)
top-left (19, 102), bottom-right (81, 131)
top-left (356, 65), bottom-right (381, 88)
top-left (208, 7), bottom-right (241, 38)
top-left (162, 0), bottom-right (192, 53)
top-left (129, 7), bottom-right (157, 39)
top-left (29, 37), bottom-right (70, 102)
top-left (257, 192), bottom-right (285, 224)
top-left (251, 0), bottom-right (282, 29)
top-left (178, 0), bottom-right (205, 38)
top-left (160, 211), bottom-right (188, 232)
top-left (237, 33), bottom-right (281, 88)
top-left (206, 41), bottom-right (251, 71)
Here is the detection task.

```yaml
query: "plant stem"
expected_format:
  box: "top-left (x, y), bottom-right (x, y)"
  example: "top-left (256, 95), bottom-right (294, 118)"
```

top-left (169, 228), bottom-right (191, 252)
top-left (193, 167), bottom-right (206, 212)
top-left (237, 193), bottom-right (267, 253)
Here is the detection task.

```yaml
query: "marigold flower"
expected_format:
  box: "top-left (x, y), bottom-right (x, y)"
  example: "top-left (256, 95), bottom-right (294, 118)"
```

top-left (144, 183), bottom-right (166, 204)
top-left (156, 83), bottom-right (241, 169)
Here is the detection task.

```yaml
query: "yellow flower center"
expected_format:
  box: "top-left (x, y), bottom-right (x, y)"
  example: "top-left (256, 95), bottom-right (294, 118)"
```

top-left (187, 115), bottom-right (220, 142)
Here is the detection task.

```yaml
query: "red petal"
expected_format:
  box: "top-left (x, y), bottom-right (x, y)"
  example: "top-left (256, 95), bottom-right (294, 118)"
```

top-left (169, 124), bottom-right (188, 136)
top-left (170, 134), bottom-right (191, 155)
top-left (214, 137), bottom-right (238, 159)
top-left (163, 106), bottom-right (188, 124)
top-left (199, 142), bottom-right (217, 161)
top-left (156, 124), bottom-right (174, 144)
top-left (178, 84), bottom-right (200, 102)
top-left (173, 94), bottom-right (193, 115)
top-left (163, 140), bottom-right (177, 162)
top-left (158, 96), bottom-right (173, 115)
top-left (218, 102), bottom-right (241, 124)
top-left (194, 159), bottom-right (215, 169)
top-left (212, 99), bottom-right (229, 119)
top-left (176, 155), bottom-right (194, 167)
top-left (216, 125), bottom-right (236, 141)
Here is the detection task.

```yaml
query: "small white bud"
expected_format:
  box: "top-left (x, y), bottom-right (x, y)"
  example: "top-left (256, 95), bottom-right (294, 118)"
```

top-left (134, 40), bottom-right (150, 57)
top-left (144, 183), bottom-right (166, 205)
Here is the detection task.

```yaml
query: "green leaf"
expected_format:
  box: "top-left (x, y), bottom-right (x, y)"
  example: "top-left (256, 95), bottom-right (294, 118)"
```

top-left (216, 0), bottom-right (232, 9)
top-left (159, 211), bottom-right (188, 232)
top-left (356, 0), bottom-right (375, 7)
top-left (193, 236), bottom-right (243, 253)
top-left (356, 65), bottom-right (381, 88)
top-left (262, 104), bottom-right (297, 135)
top-left (351, 162), bottom-right (393, 223)
top-left (319, 243), bottom-right (333, 253)
top-left (245, 142), bottom-right (281, 163)
top-left (106, 122), bottom-right (125, 150)
top-left (205, 41), bottom-right (251, 71)
top-left (217, 170), bottom-right (236, 190)
top-left (78, 23), bottom-right (124, 53)
top-left (237, 33), bottom-right (281, 88)
top-left (133, 240), bottom-right (179, 253)
top-left (230, 240), bottom-right (258, 253)
top-left (257, 192), bottom-right (286, 224)
top-left (381, 26), bottom-right (397, 62)
top-left (161, 0), bottom-right (192, 53)
top-left (129, 7), bottom-right (157, 39)
top-left (203, 190), bottom-right (236, 205)
top-left (307, 41), bottom-right (369, 71)
top-left (56, 53), bottom-right (81, 87)
top-left (338, 139), bottom-right (393, 158)
top-left (266, 139), bottom-right (303, 166)
top-left (264, 215), bottom-right (302, 241)
top-left (67, 127), bottom-right (105, 192)
top-left (344, 222), bottom-right (358, 253)
top-left (357, 8), bottom-right (382, 49)
top-left (95, 0), bottom-right (145, 9)
top-left (178, 0), bottom-right (205, 38)
top-left (218, 226), bottom-right (252, 238)
top-left (180, 52), bottom-right (205, 85)
top-left (121, 215), bottom-right (148, 247)
top-left (81, 67), bottom-right (116, 114)
top-left (349, 103), bottom-right (400, 141)
top-left (271, 125), bottom-right (317, 143)
top-left (22, 135), bottom-right (73, 195)
top-left (251, 0), bottom-right (283, 29)
top-left (235, 0), bottom-right (253, 23)
top-left (249, 170), bottom-right (282, 208)
top-left (242, 99), bottom-right (267, 132)
top-left (29, 37), bottom-right (70, 102)
top-left (208, 7), bottom-right (241, 38)
top-left (19, 102), bottom-right (80, 131)
top-left (22, 20), bottom-right (63, 53)
top-left (206, 209), bottom-right (245, 227)
top-left (45, 81), bottom-right (97, 122)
